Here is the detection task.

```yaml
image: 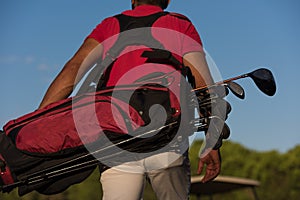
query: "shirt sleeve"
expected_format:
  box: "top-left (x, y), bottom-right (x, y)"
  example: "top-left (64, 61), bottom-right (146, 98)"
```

top-left (86, 17), bottom-right (119, 44)
top-left (181, 21), bottom-right (204, 55)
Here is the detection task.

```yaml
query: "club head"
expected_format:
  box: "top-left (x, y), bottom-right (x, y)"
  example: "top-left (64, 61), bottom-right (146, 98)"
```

top-left (248, 68), bottom-right (276, 96)
top-left (226, 81), bottom-right (245, 99)
top-left (222, 123), bottom-right (230, 139)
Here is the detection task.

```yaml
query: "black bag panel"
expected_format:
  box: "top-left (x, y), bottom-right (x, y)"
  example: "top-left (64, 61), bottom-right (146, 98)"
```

top-left (0, 132), bottom-right (44, 176)
top-left (104, 84), bottom-right (175, 125)
top-left (18, 162), bottom-right (96, 196)
top-left (0, 131), bottom-right (97, 196)
top-left (103, 122), bottom-right (180, 155)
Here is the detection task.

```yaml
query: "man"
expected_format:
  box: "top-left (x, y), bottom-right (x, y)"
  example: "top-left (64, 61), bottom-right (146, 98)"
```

top-left (38, 0), bottom-right (223, 199)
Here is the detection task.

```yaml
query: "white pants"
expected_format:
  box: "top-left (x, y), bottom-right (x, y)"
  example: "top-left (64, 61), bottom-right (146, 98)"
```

top-left (100, 152), bottom-right (190, 200)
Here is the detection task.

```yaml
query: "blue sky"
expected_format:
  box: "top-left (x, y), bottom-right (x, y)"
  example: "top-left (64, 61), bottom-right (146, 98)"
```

top-left (0, 0), bottom-right (299, 153)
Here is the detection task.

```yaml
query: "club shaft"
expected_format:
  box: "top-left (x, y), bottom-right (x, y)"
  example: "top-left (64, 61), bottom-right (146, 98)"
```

top-left (192, 73), bottom-right (249, 92)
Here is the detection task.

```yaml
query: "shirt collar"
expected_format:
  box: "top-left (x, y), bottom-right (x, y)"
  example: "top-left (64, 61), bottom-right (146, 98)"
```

top-left (123, 5), bottom-right (163, 17)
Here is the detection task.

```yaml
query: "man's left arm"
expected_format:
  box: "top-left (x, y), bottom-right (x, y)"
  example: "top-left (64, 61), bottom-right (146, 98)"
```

top-left (183, 51), bottom-right (222, 183)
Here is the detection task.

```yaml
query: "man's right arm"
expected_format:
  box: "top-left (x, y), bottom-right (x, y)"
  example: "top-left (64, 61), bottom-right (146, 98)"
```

top-left (38, 38), bottom-right (102, 109)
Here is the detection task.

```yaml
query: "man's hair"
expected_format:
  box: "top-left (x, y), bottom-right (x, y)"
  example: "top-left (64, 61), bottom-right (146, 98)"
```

top-left (136, 0), bottom-right (169, 9)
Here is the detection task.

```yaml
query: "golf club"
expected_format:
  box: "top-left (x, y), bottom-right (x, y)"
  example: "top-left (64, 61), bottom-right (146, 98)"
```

top-left (193, 68), bottom-right (276, 96)
top-left (226, 81), bottom-right (245, 99)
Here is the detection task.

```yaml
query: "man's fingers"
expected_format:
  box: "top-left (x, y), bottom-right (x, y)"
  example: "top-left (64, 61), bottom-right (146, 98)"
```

top-left (201, 167), bottom-right (220, 183)
top-left (197, 160), bottom-right (204, 174)
top-left (198, 161), bottom-right (220, 183)
top-left (200, 159), bottom-right (221, 183)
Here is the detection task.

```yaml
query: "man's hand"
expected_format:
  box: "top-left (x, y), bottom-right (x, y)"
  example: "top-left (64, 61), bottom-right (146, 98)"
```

top-left (197, 149), bottom-right (221, 183)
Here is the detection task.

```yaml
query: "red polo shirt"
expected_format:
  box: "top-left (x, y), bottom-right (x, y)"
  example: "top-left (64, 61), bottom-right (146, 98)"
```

top-left (87, 5), bottom-right (203, 86)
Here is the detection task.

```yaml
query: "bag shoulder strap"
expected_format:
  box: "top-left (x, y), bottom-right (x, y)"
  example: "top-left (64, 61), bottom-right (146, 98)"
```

top-left (77, 12), bottom-right (186, 94)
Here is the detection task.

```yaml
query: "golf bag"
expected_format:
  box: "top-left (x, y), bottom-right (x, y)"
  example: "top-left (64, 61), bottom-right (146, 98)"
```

top-left (0, 83), bottom-right (189, 196)
top-left (0, 12), bottom-right (197, 196)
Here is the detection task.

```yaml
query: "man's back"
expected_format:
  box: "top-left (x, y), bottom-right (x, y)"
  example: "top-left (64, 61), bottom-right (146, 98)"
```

top-left (87, 5), bottom-right (203, 87)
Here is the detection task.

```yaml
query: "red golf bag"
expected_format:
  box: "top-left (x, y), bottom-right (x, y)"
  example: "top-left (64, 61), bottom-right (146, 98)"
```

top-left (0, 80), bottom-right (193, 196)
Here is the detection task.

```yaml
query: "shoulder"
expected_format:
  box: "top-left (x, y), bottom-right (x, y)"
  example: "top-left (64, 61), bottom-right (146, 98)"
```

top-left (94, 16), bottom-right (119, 30)
top-left (167, 12), bottom-right (191, 22)
top-left (101, 16), bottom-right (119, 24)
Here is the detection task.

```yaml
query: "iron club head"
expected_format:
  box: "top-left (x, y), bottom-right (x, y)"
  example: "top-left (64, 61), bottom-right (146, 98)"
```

top-left (226, 81), bottom-right (245, 99)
